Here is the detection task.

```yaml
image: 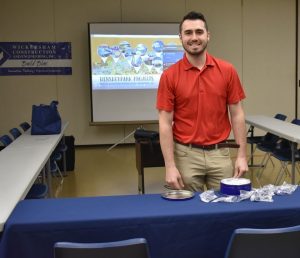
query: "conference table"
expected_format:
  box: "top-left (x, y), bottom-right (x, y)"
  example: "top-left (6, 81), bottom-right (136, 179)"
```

top-left (0, 122), bottom-right (68, 232)
top-left (246, 115), bottom-right (300, 184)
top-left (1, 189), bottom-right (300, 258)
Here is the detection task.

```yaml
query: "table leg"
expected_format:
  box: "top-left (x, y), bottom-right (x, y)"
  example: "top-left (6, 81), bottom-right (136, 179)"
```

top-left (249, 126), bottom-right (255, 166)
top-left (137, 162), bottom-right (145, 194)
top-left (46, 159), bottom-right (53, 197)
top-left (247, 126), bottom-right (263, 169)
top-left (291, 142), bottom-right (297, 184)
top-left (136, 142), bottom-right (145, 194)
top-left (138, 167), bottom-right (145, 194)
top-left (62, 136), bottom-right (67, 176)
top-left (42, 167), bottom-right (46, 183)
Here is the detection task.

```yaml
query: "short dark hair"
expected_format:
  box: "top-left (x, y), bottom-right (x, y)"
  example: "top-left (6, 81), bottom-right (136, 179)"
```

top-left (179, 11), bottom-right (208, 33)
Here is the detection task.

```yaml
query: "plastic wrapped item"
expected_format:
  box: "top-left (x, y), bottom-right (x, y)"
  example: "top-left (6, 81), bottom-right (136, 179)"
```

top-left (199, 190), bottom-right (254, 203)
top-left (250, 182), bottom-right (297, 202)
top-left (238, 190), bottom-right (255, 201)
top-left (211, 195), bottom-right (238, 203)
top-left (199, 182), bottom-right (298, 203)
top-left (250, 184), bottom-right (275, 202)
top-left (199, 190), bottom-right (218, 203)
top-left (250, 190), bottom-right (274, 202)
top-left (274, 182), bottom-right (298, 195)
top-left (211, 190), bottom-right (255, 203)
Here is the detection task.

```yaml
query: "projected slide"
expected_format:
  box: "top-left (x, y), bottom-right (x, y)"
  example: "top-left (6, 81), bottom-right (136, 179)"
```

top-left (88, 23), bottom-right (183, 123)
top-left (90, 35), bottom-right (183, 90)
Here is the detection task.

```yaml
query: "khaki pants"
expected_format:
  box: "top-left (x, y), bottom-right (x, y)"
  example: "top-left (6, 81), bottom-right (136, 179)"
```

top-left (174, 142), bottom-right (233, 192)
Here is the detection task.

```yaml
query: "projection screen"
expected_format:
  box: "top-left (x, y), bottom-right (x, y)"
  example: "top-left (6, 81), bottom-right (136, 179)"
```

top-left (88, 23), bottom-right (184, 124)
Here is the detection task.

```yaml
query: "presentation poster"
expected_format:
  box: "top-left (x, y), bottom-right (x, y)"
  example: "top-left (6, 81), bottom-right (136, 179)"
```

top-left (90, 35), bottom-right (184, 90)
top-left (0, 42), bottom-right (72, 75)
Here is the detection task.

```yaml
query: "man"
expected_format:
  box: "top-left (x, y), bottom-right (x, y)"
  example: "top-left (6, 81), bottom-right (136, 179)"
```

top-left (156, 11), bottom-right (248, 192)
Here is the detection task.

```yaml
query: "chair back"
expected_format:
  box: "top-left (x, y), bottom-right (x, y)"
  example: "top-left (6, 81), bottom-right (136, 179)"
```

top-left (224, 225), bottom-right (300, 258)
top-left (274, 118), bottom-right (300, 152)
top-left (54, 238), bottom-right (151, 258)
top-left (25, 184), bottom-right (48, 199)
top-left (291, 118), bottom-right (300, 126)
top-left (261, 113), bottom-right (287, 144)
top-left (19, 122), bottom-right (31, 131)
top-left (0, 135), bottom-right (13, 147)
top-left (274, 113), bottom-right (287, 121)
top-left (9, 127), bottom-right (22, 139)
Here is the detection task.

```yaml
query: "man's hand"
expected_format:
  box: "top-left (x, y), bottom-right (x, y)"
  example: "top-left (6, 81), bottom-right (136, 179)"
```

top-left (165, 166), bottom-right (185, 190)
top-left (233, 157), bottom-right (248, 178)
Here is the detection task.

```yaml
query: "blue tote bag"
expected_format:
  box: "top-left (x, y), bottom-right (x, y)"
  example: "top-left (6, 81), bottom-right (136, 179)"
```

top-left (31, 101), bottom-right (62, 135)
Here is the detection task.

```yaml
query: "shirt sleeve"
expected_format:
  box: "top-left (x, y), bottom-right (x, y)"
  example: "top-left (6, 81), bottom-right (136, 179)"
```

top-left (156, 71), bottom-right (174, 112)
top-left (227, 65), bottom-right (246, 104)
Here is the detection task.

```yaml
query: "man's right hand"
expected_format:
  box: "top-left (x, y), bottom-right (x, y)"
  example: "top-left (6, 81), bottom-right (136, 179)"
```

top-left (165, 167), bottom-right (185, 190)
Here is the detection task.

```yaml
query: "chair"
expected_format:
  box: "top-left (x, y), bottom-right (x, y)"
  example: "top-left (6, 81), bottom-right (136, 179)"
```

top-left (224, 225), bottom-right (300, 258)
top-left (247, 113), bottom-right (287, 167)
top-left (50, 144), bottom-right (67, 197)
top-left (26, 165), bottom-right (49, 199)
top-left (54, 140), bottom-right (68, 175)
top-left (0, 133), bottom-right (48, 198)
top-left (270, 118), bottom-right (300, 185)
top-left (252, 114), bottom-right (288, 184)
top-left (19, 121), bottom-right (31, 132)
top-left (25, 183), bottom-right (48, 199)
top-left (0, 134), bottom-right (13, 147)
top-left (5, 129), bottom-right (47, 198)
top-left (9, 127), bottom-right (22, 139)
top-left (57, 135), bottom-right (75, 172)
top-left (54, 238), bottom-right (151, 258)
top-left (271, 147), bottom-right (300, 185)
top-left (255, 134), bottom-right (280, 180)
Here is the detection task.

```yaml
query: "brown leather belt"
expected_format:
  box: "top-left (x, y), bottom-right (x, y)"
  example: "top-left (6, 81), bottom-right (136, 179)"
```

top-left (174, 139), bottom-right (240, 150)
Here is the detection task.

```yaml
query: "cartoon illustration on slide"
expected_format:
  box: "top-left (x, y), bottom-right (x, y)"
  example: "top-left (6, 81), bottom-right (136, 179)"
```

top-left (90, 36), bottom-right (183, 90)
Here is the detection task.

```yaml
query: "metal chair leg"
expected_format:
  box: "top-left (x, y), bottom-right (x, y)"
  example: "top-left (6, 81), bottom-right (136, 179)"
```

top-left (257, 153), bottom-right (272, 179)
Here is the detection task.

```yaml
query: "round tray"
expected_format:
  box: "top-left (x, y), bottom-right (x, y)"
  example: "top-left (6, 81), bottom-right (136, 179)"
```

top-left (161, 190), bottom-right (195, 200)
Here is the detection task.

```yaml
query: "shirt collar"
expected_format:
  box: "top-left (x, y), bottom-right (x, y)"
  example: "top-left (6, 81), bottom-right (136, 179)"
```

top-left (182, 52), bottom-right (214, 71)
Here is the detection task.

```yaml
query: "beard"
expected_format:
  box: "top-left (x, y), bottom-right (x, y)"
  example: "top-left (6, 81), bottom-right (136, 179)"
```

top-left (182, 40), bottom-right (208, 56)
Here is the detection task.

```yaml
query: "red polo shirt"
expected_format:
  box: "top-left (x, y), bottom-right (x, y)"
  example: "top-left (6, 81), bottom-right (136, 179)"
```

top-left (156, 53), bottom-right (246, 145)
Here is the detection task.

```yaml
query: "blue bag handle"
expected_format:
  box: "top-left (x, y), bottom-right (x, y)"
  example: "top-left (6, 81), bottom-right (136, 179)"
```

top-left (50, 101), bottom-right (59, 108)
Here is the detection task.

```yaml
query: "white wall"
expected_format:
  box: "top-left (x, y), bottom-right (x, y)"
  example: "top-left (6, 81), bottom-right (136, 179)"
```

top-left (0, 0), bottom-right (296, 145)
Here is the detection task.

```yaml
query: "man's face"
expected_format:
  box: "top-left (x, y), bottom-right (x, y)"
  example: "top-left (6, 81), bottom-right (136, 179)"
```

top-left (179, 19), bottom-right (210, 56)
